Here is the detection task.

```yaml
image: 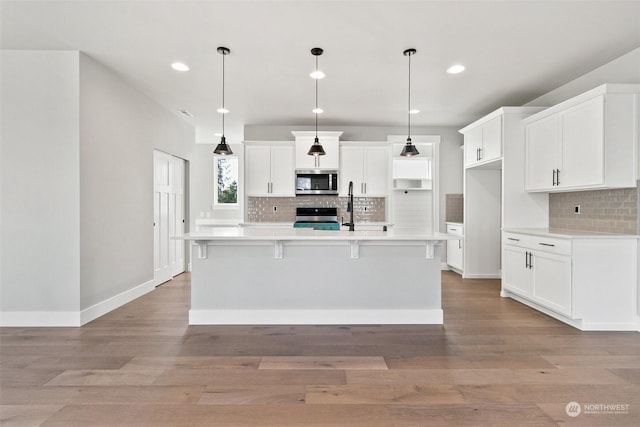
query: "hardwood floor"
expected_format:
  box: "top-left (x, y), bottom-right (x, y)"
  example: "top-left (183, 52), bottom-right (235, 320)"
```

top-left (1, 271), bottom-right (639, 426)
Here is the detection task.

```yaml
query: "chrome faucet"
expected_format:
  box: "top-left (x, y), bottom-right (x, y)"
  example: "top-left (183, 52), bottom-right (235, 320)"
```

top-left (342, 181), bottom-right (355, 231)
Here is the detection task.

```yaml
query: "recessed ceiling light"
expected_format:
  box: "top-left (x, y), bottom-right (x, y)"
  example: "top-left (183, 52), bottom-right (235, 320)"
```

top-left (409, 109), bottom-right (420, 114)
top-left (216, 108), bottom-right (229, 114)
top-left (171, 62), bottom-right (190, 72)
top-left (312, 108), bottom-right (324, 114)
top-left (310, 70), bottom-right (325, 79)
top-left (447, 64), bottom-right (465, 74)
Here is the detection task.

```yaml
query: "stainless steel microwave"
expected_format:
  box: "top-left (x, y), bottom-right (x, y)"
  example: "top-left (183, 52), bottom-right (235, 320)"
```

top-left (295, 170), bottom-right (339, 195)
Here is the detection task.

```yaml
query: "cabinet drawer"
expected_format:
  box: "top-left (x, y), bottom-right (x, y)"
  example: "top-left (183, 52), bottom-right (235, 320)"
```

top-left (446, 224), bottom-right (464, 235)
top-left (503, 232), bottom-right (531, 248)
top-left (530, 236), bottom-right (571, 255)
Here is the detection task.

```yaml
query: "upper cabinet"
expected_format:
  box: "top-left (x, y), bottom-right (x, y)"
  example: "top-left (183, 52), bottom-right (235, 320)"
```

top-left (244, 141), bottom-right (295, 197)
top-left (525, 84), bottom-right (640, 192)
top-left (460, 114), bottom-right (503, 168)
top-left (292, 131), bottom-right (342, 170)
top-left (339, 143), bottom-right (389, 196)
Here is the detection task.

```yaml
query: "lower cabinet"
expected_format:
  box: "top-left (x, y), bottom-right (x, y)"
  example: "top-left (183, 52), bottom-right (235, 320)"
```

top-left (446, 223), bottom-right (463, 273)
top-left (502, 230), bottom-right (637, 331)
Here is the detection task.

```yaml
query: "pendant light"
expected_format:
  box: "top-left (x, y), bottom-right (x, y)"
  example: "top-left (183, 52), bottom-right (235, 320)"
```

top-left (400, 48), bottom-right (420, 157)
top-left (213, 46), bottom-right (233, 155)
top-left (308, 47), bottom-right (326, 157)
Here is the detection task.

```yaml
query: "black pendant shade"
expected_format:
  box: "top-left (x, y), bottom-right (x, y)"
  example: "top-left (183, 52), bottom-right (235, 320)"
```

top-left (214, 46), bottom-right (233, 156)
top-left (401, 48), bottom-right (419, 157)
top-left (400, 137), bottom-right (420, 157)
top-left (308, 47), bottom-right (326, 157)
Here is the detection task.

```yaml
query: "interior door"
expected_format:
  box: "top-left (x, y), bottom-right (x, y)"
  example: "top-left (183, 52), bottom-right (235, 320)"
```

top-left (154, 150), bottom-right (186, 286)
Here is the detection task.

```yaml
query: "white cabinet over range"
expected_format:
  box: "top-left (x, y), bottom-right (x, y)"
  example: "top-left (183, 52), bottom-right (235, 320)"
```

top-left (292, 131), bottom-right (341, 170)
top-left (525, 84), bottom-right (640, 192)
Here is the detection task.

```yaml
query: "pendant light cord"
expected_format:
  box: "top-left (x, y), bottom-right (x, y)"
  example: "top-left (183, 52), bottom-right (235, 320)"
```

top-left (315, 54), bottom-right (319, 140)
top-left (222, 51), bottom-right (225, 138)
top-left (407, 51), bottom-right (411, 141)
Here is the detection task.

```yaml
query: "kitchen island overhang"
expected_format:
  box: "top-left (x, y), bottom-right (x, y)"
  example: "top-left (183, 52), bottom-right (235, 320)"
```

top-left (181, 228), bottom-right (458, 325)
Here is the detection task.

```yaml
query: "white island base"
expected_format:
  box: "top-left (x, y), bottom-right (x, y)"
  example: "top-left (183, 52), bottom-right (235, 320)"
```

top-left (185, 228), bottom-right (453, 325)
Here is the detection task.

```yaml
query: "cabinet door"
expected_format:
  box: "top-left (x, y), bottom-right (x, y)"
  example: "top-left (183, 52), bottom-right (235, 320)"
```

top-left (447, 239), bottom-right (463, 271)
top-left (464, 126), bottom-right (483, 167)
top-left (532, 251), bottom-right (572, 316)
top-left (245, 145), bottom-right (272, 196)
top-left (525, 114), bottom-right (559, 191)
top-left (339, 146), bottom-right (364, 196)
top-left (270, 145), bottom-right (295, 196)
top-left (559, 95), bottom-right (604, 189)
top-left (480, 115), bottom-right (502, 162)
top-left (363, 146), bottom-right (389, 196)
top-left (503, 245), bottom-right (533, 297)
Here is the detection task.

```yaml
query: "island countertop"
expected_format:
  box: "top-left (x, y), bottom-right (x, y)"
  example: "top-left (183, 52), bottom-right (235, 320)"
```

top-left (180, 227), bottom-right (458, 242)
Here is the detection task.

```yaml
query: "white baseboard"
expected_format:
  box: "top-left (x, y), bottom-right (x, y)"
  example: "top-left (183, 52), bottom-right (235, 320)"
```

top-left (0, 311), bottom-right (81, 327)
top-left (503, 290), bottom-right (638, 331)
top-left (80, 279), bottom-right (155, 325)
top-left (0, 279), bottom-right (156, 327)
top-left (462, 273), bottom-right (501, 279)
top-left (189, 309), bottom-right (444, 325)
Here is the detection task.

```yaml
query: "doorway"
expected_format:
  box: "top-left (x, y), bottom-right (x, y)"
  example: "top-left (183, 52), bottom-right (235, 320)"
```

top-left (153, 150), bottom-right (186, 286)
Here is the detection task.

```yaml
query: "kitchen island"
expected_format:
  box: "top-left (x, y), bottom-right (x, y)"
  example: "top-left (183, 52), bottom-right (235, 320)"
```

top-left (182, 228), bottom-right (456, 325)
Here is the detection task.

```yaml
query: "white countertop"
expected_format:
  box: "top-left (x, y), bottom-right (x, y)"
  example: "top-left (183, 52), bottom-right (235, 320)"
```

top-left (503, 227), bottom-right (639, 239)
top-left (180, 227), bottom-right (456, 242)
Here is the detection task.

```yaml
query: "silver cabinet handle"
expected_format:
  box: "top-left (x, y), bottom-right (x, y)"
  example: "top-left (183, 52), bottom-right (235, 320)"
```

top-left (552, 169), bottom-right (557, 186)
top-left (458, 240), bottom-right (461, 249)
top-left (538, 242), bottom-right (555, 247)
top-left (507, 237), bottom-right (520, 241)
top-left (556, 169), bottom-right (560, 185)
top-left (525, 251), bottom-right (529, 268)
top-left (364, 182), bottom-right (367, 194)
top-left (528, 252), bottom-right (533, 269)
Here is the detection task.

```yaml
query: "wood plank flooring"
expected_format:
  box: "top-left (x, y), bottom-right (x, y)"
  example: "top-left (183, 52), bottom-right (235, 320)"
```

top-left (1, 271), bottom-right (639, 426)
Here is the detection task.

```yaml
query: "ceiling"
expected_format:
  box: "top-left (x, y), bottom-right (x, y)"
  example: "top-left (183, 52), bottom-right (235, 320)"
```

top-left (2, 0), bottom-right (640, 143)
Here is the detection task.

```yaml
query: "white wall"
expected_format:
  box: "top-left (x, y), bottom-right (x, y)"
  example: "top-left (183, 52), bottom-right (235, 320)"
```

top-left (1, 51), bottom-right (81, 323)
top-left (525, 47), bottom-right (640, 106)
top-left (0, 50), bottom-right (195, 325)
top-left (78, 53), bottom-right (194, 310)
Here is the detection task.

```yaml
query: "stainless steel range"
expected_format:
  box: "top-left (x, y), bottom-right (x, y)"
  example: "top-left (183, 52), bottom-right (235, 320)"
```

top-left (293, 207), bottom-right (340, 231)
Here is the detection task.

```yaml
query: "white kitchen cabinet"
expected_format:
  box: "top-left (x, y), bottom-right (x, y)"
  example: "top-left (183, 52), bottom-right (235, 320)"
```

top-left (525, 84), bottom-right (640, 192)
top-left (460, 107), bottom-right (547, 279)
top-left (503, 232), bottom-right (572, 317)
top-left (461, 114), bottom-right (502, 168)
top-left (445, 223), bottom-right (463, 274)
top-left (292, 131), bottom-right (342, 170)
top-left (244, 142), bottom-right (295, 197)
top-left (339, 143), bottom-right (389, 196)
top-left (501, 229), bottom-right (637, 331)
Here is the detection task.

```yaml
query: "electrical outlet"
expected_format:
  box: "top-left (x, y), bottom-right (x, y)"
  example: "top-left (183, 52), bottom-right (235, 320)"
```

top-left (574, 205), bottom-right (581, 214)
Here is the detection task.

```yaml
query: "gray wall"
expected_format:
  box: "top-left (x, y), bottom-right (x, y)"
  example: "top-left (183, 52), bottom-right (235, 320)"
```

top-left (79, 53), bottom-right (194, 310)
top-left (1, 50), bottom-right (81, 314)
top-left (1, 50), bottom-right (195, 323)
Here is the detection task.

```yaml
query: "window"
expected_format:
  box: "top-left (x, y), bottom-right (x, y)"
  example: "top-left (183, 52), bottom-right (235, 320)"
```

top-left (214, 156), bottom-right (238, 205)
